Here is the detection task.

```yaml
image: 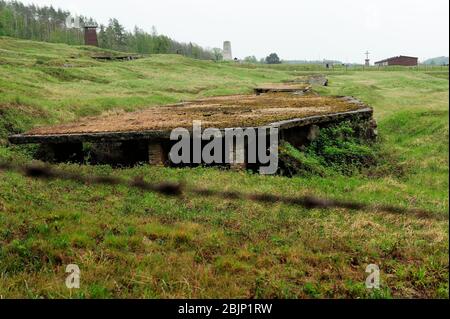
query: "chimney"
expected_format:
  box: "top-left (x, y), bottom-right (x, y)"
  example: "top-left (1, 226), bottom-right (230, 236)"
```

top-left (223, 41), bottom-right (233, 61)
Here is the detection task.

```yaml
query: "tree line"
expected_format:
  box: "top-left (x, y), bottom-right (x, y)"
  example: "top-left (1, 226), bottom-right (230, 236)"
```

top-left (0, 0), bottom-right (214, 59)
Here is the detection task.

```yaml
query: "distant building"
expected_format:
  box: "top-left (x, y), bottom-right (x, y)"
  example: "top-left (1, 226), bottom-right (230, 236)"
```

top-left (323, 60), bottom-right (335, 69)
top-left (374, 55), bottom-right (418, 66)
top-left (84, 26), bottom-right (98, 47)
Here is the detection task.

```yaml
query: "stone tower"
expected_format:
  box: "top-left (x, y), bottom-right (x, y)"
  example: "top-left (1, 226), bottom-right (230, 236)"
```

top-left (223, 41), bottom-right (233, 61)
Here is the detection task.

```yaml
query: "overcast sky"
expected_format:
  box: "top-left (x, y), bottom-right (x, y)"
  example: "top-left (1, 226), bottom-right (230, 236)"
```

top-left (20, 0), bottom-right (449, 62)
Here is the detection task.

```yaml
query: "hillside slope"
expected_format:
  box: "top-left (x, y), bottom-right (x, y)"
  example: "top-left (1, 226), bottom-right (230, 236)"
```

top-left (0, 37), bottom-right (290, 142)
top-left (0, 38), bottom-right (448, 299)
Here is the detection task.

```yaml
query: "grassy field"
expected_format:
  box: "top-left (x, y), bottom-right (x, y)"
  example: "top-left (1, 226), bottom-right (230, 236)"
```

top-left (0, 37), bottom-right (448, 299)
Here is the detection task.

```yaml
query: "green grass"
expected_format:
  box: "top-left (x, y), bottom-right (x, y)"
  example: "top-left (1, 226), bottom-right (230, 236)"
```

top-left (0, 37), bottom-right (448, 298)
top-left (0, 36), bottom-right (293, 142)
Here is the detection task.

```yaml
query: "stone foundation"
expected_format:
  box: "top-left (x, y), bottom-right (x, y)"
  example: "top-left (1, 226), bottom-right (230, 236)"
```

top-left (14, 100), bottom-right (375, 173)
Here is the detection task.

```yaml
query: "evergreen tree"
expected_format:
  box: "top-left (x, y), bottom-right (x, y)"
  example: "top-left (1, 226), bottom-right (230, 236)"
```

top-left (0, 0), bottom-right (217, 60)
top-left (265, 53), bottom-right (281, 64)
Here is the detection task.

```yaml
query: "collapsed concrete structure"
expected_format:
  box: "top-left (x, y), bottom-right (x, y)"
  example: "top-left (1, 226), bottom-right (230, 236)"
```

top-left (254, 83), bottom-right (311, 95)
top-left (9, 94), bottom-right (376, 172)
top-left (283, 74), bottom-right (329, 87)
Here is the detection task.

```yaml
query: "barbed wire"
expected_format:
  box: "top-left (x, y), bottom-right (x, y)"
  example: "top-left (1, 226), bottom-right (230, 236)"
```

top-left (0, 161), bottom-right (447, 221)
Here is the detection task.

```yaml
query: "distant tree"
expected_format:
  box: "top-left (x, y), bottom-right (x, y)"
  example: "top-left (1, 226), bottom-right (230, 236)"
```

top-left (212, 48), bottom-right (223, 61)
top-left (108, 18), bottom-right (126, 50)
top-left (244, 55), bottom-right (258, 63)
top-left (0, 5), bottom-right (18, 38)
top-left (0, 0), bottom-right (215, 60)
top-left (265, 53), bottom-right (281, 64)
top-left (422, 56), bottom-right (449, 66)
top-left (98, 24), bottom-right (106, 47)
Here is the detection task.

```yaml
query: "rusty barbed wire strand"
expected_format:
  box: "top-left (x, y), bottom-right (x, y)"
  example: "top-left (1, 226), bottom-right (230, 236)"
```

top-left (0, 161), bottom-right (182, 196)
top-left (0, 161), bottom-right (447, 221)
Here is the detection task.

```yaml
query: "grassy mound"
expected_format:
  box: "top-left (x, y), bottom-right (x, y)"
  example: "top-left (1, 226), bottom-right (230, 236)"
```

top-left (0, 38), bottom-right (448, 298)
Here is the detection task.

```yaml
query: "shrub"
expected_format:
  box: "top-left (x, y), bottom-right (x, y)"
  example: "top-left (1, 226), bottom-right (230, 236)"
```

top-left (279, 120), bottom-right (377, 176)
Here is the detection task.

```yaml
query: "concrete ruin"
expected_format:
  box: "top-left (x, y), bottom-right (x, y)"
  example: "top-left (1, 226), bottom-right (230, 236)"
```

top-left (254, 83), bottom-right (312, 95)
top-left (284, 75), bottom-right (329, 87)
top-left (9, 94), bottom-right (376, 172)
top-left (307, 75), bottom-right (329, 86)
top-left (255, 75), bottom-right (329, 95)
top-left (91, 54), bottom-right (141, 62)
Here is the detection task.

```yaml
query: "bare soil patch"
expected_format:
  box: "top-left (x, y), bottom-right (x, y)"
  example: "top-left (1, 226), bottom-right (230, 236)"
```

top-left (24, 94), bottom-right (365, 135)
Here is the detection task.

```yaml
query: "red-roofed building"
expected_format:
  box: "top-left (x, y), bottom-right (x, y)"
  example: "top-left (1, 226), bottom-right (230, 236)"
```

top-left (374, 55), bottom-right (418, 66)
